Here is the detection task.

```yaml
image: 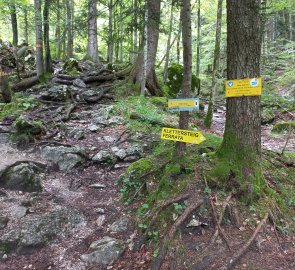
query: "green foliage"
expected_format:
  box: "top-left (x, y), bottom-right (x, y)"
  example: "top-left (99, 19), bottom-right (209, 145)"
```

top-left (165, 63), bottom-right (200, 98)
top-left (272, 121), bottom-right (295, 134)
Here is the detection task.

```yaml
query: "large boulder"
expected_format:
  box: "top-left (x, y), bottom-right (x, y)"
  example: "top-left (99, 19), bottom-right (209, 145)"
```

top-left (0, 162), bottom-right (44, 192)
top-left (92, 150), bottom-right (116, 166)
top-left (0, 208), bottom-right (85, 254)
top-left (80, 236), bottom-right (125, 266)
top-left (40, 85), bottom-right (71, 101)
top-left (41, 146), bottom-right (87, 171)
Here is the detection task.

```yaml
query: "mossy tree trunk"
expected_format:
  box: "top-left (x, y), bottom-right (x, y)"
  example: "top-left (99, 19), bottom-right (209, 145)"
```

top-left (176, 0), bottom-right (192, 156)
top-left (43, 0), bottom-right (53, 72)
top-left (87, 0), bottom-right (99, 62)
top-left (218, 0), bottom-right (262, 199)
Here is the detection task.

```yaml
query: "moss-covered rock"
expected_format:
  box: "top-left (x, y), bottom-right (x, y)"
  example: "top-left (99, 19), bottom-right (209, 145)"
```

top-left (63, 58), bottom-right (80, 74)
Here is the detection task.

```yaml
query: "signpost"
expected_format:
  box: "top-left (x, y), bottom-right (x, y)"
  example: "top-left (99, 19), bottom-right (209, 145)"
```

top-left (161, 127), bottom-right (206, 144)
top-left (225, 77), bottom-right (262, 97)
top-left (168, 98), bottom-right (199, 112)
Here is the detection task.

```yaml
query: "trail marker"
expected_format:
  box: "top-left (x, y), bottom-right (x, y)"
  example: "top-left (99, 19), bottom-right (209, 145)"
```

top-left (161, 127), bottom-right (206, 144)
top-left (168, 98), bottom-right (199, 112)
top-left (225, 77), bottom-right (262, 97)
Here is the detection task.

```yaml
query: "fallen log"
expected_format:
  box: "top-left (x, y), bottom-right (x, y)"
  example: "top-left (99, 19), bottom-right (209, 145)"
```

top-left (12, 76), bottom-right (40, 92)
top-left (83, 67), bottom-right (132, 83)
top-left (56, 74), bottom-right (79, 80)
top-left (53, 78), bottom-right (74, 85)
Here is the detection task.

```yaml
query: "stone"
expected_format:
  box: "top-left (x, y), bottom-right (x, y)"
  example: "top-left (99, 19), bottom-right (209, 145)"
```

top-left (40, 85), bottom-right (71, 102)
top-left (92, 150), bottom-right (116, 165)
top-left (11, 206), bottom-right (27, 219)
top-left (82, 90), bottom-right (101, 103)
top-left (0, 216), bottom-right (9, 229)
top-left (103, 136), bottom-right (117, 143)
top-left (0, 162), bottom-right (44, 192)
top-left (94, 208), bottom-right (105, 214)
top-left (63, 58), bottom-right (80, 73)
top-left (80, 236), bottom-right (124, 266)
top-left (108, 116), bottom-right (125, 125)
top-left (41, 146), bottom-right (87, 171)
top-left (68, 129), bottom-right (85, 140)
top-left (87, 124), bottom-right (102, 132)
top-left (73, 79), bottom-right (86, 88)
top-left (0, 208), bottom-right (85, 253)
top-left (113, 149), bottom-right (127, 160)
top-left (109, 216), bottom-right (129, 233)
top-left (96, 215), bottom-right (106, 227)
top-left (92, 116), bottom-right (109, 126)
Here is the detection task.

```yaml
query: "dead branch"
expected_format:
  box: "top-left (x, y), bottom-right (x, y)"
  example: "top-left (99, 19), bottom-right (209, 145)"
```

top-left (150, 198), bottom-right (204, 270)
top-left (222, 212), bottom-right (269, 270)
top-left (210, 192), bottom-right (232, 245)
top-left (53, 78), bottom-right (74, 85)
top-left (281, 123), bottom-right (293, 156)
top-left (60, 103), bottom-right (77, 122)
top-left (210, 198), bottom-right (231, 251)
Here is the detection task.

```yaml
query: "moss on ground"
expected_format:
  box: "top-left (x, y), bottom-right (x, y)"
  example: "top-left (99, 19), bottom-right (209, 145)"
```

top-left (272, 121), bottom-right (295, 134)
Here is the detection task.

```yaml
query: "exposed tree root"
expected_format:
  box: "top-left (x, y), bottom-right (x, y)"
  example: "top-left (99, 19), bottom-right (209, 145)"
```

top-left (12, 76), bottom-right (39, 92)
top-left (221, 212), bottom-right (269, 270)
top-left (150, 198), bottom-right (204, 270)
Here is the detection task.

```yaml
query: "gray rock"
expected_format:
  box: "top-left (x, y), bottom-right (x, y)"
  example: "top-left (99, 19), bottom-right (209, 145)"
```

top-left (41, 146), bottom-right (87, 171)
top-left (0, 162), bottom-right (44, 192)
top-left (0, 208), bottom-right (85, 253)
top-left (96, 215), bottom-right (105, 227)
top-left (92, 116), bottom-right (109, 126)
top-left (73, 79), bottom-right (86, 88)
top-left (40, 85), bottom-right (70, 101)
top-left (103, 136), bottom-right (117, 143)
top-left (11, 206), bottom-right (27, 219)
top-left (82, 90), bottom-right (101, 103)
top-left (108, 116), bottom-right (125, 125)
top-left (68, 129), bottom-right (85, 140)
top-left (80, 236), bottom-right (124, 266)
top-left (0, 216), bottom-right (9, 229)
top-left (87, 124), bottom-right (102, 132)
top-left (109, 216), bottom-right (130, 233)
top-left (0, 133), bottom-right (9, 144)
top-left (96, 105), bottom-right (114, 116)
top-left (89, 183), bottom-right (106, 189)
top-left (113, 149), bottom-right (127, 160)
top-left (94, 208), bottom-right (105, 214)
top-left (92, 150), bottom-right (116, 165)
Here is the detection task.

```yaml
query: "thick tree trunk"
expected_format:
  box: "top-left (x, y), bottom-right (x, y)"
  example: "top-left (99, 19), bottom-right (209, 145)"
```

top-left (10, 2), bottom-right (18, 47)
top-left (133, 0), bottom-right (162, 96)
top-left (87, 0), bottom-right (99, 62)
top-left (107, 0), bottom-right (114, 63)
top-left (0, 72), bottom-right (12, 103)
top-left (176, 11), bottom-right (181, 64)
top-left (196, 0), bottom-right (201, 79)
top-left (34, 0), bottom-right (44, 77)
top-left (140, 6), bottom-right (148, 96)
top-left (43, 0), bottom-right (53, 72)
top-left (204, 0), bottom-right (223, 128)
top-left (176, 0), bottom-right (192, 156)
top-left (163, 1), bottom-right (174, 83)
top-left (56, 0), bottom-right (62, 60)
top-left (119, 0), bottom-right (123, 62)
top-left (219, 0), bottom-right (262, 199)
top-left (24, 8), bottom-right (29, 44)
top-left (132, 0), bottom-right (138, 63)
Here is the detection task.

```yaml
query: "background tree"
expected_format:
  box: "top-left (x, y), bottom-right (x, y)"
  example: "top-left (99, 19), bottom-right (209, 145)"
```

top-left (87, 0), bottom-right (98, 62)
top-left (43, 0), bottom-right (52, 72)
top-left (34, 0), bottom-right (44, 77)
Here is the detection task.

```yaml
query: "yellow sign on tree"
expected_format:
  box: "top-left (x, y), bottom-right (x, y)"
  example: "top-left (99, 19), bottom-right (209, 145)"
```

top-left (225, 77), bottom-right (262, 97)
top-left (161, 127), bottom-right (206, 144)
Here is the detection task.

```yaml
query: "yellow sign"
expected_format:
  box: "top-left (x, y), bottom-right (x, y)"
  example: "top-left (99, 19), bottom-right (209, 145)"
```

top-left (168, 98), bottom-right (199, 112)
top-left (225, 77), bottom-right (262, 97)
top-left (161, 127), bottom-right (206, 144)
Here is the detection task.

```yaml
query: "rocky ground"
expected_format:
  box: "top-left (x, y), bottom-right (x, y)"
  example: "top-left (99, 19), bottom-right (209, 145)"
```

top-left (0, 60), bottom-right (294, 270)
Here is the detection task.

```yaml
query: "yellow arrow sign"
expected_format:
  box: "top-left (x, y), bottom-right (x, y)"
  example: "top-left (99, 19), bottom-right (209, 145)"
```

top-left (225, 77), bottom-right (262, 97)
top-left (161, 127), bottom-right (206, 144)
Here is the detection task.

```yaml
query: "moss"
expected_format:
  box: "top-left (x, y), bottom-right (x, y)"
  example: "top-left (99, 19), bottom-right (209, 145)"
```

top-left (272, 121), bottom-right (295, 134)
top-left (204, 100), bottom-right (213, 128)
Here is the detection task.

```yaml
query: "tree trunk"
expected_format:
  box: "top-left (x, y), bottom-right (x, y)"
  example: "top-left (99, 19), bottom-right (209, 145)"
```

top-left (140, 5), bottom-right (148, 96)
top-left (107, 0), bottom-right (114, 63)
top-left (119, 0), bottom-right (124, 62)
top-left (56, 0), bottom-right (62, 60)
top-left (66, 0), bottom-right (73, 58)
top-left (133, 0), bottom-right (162, 96)
top-left (0, 72), bottom-right (12, 103)
top-left (43, 0), bottom-right (53, 72)
top-left (10, 2), bottom-right (18, 47)
top-left (176, 0), bottom-right (192, 156)
top-left (204, 0), bottom-right (223, 128)
top-left (176, 10), bottom-right (181, 64)
top-left (219, 0), bottom-right (262, 200)
top-left (163, 0), bottom-right (174, 83)
top-left (34, 0), bottom-right (44, 77)
top-left (24, 7), bottom-right (29, 44)
top-left (196, 0), bottom-right (201, 79)
top-left (133, 0), bottom-right (138, 63)
top-left (87, 0), bottom-right (99, 62)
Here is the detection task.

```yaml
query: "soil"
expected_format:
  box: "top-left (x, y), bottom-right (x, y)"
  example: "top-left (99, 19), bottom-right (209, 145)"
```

top-left (0, 81), bottom-right (294, 270)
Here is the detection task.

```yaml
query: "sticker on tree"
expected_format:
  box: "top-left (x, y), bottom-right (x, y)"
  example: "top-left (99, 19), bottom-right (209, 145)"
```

top-left (161, 127), bottom-right (206, 144)
top-left (168, 98), bottom-right (199, 112)
top-left (225, 77), bottom-right (262, 97)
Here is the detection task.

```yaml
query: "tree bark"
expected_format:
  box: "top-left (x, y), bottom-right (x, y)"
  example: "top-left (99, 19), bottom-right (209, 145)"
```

top-left (107, 0), bottom-right (114, 63)
top-left (204, 0), bottom-right (223, 128)
top-left (133, 0), bottom-right (162, 96)
top-left (24, 7), bottom-right (29, 44)
top-left (10, 2), bottom-right (18, 47)
top-left (196, 0), bottom-right (201, 79)
top-left (56, 0), bottom-right (62, 60)
top-left (219, 0), bottom-right (262, 199)
top-left (87, 0), bottom-right (99, 62)
top-left (43, 0), bottom-right (53, 72)
top-left (176, 10), bottom-right (181, 64)
top-left (176, 0), bottom-right (192, 156)
top-left (34, 0), bottom-right (44, 77)
top-left (66, 0), bottom-right (74, 58)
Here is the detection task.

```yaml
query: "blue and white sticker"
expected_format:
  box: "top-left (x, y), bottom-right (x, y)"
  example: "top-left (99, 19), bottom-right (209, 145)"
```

top-left (250, 78), bottom-right (259, 87)
top-left (227, 81), bottom-right (234, 87)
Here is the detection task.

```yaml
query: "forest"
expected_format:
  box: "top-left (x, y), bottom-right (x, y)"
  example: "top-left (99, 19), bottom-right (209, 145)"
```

top-left (0, 0), bottom-right (294, 269)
